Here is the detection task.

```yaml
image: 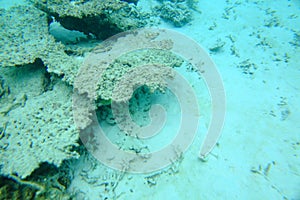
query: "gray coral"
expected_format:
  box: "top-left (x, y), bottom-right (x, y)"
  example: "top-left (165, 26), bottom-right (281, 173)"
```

top-left (0, 6), bottom-right (82, 178)
top-left (0, 5), bottom-right (82, 85)
top-left (72, 30), bottom-right (185, 130)
top-left (0, 65), bottom-right (79, 179)
top-left (155, 1), bottom-right (192, 27)
top-left (0, 2), bottom-right (187, 179)
top-left (97, 49), bottom-right (183, 102)
top-left (30, 0), bottom-right (152, 39)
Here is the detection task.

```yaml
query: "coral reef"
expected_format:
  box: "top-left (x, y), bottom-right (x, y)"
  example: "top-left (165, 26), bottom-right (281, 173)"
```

top-left (0, 0), bottom-right (189, 183)
top-left (0, 6), bottom-right (52, 67)
top-left (0, 64), bottom-right (79, 179)
top-left (96, 49), bottom-right (183, 102)
top-left (0, 5), bottom-right (82, 85)
top-left (0, 4), bottom-right (185, 134)
top-left (72, 47), bottom-right (183, 130)
top-left (0, 3), bottom-right (195, 200)
top-left (73, 30), bottom-right (184, 130)
top-left (30, 0), bottom-right (153, 39)
top-left (155, 1), bottom-right (192, 27)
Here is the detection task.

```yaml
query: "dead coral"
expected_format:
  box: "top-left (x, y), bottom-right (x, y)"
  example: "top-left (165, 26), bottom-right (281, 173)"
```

top-left (0, 64), bottom-right (80, 178)
top-left (0, 5), bottom-right (82, 85)
top-left (97, 49), bottom-right (183, 102)
top-left (155, 1), bottom-right (192, 27)
top-left (30, 0), bottom-right (152, 39)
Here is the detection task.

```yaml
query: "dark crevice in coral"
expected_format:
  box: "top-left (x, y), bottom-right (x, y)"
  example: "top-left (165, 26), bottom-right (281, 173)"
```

top-left (0, 176), bottom-right (37, 200)
top-left (58, 15), bottom-right (123, 40)
top-left (121, 0), bottom-right (139, 5)
top-left (0, 76), bottom-right (10, 99)
top-left (0, 161), bottom-right (74, 200)
top-left (43, 70), bottom-right (53, 93)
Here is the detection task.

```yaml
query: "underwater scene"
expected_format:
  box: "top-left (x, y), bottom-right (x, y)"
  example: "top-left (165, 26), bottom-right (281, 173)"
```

top-left (0, 0), bottom-right (299, 199)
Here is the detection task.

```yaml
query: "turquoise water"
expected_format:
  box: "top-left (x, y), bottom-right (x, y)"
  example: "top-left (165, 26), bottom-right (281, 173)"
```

top-left (0, 0), bottom-right (299, 199)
